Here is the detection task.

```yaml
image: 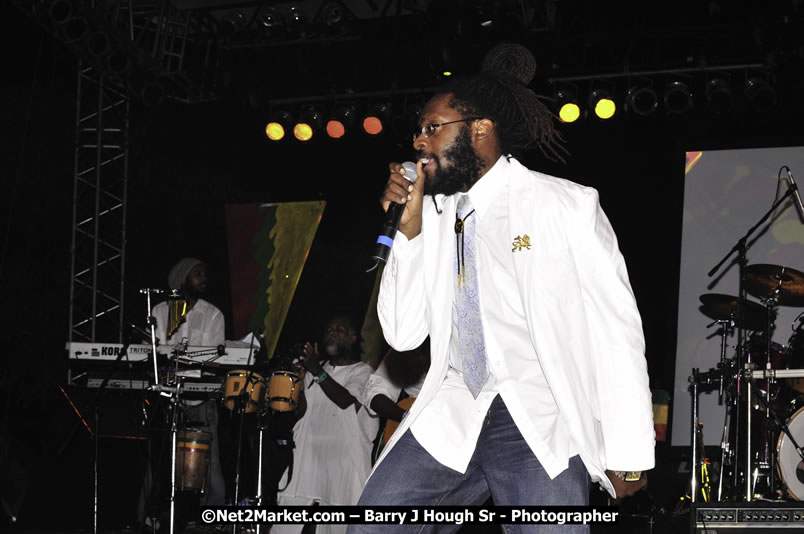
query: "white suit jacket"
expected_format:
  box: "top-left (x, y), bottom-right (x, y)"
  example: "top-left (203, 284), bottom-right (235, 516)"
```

top-left (376, 157), bottom-right (655, 496)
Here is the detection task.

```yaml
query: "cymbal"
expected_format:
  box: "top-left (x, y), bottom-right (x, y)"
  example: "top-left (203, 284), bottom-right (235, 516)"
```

top-left (743, 264), bottom-right (804, 306)
top-left (699, 293), bottom-right (767, 331)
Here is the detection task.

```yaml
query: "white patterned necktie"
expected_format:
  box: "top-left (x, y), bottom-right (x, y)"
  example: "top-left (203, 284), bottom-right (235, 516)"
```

top-left (455, 195), bottom-right (488, 398)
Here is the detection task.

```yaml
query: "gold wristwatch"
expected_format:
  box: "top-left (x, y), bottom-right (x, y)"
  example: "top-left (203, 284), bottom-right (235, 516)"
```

top-left (612, 471), bottom-right (643, 482)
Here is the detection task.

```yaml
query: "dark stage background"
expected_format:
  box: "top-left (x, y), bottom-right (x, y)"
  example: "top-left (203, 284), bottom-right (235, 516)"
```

top-left (1, 1), bottom-right (804, 532)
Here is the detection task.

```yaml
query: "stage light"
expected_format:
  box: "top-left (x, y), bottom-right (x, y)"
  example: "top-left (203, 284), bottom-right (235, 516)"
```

top-left (266, 110), bottom-right (293, 141)
top-left (320, 1), bottom-right (353, 36)
top-left (257, 8), bottom-right (284, 39)
top-left (287, 6), bottom-right (311, 39)
top-left (626, 85), bottom-right (658, 116)
top-left (744, 77), bottom-right (776, 113)
top-left (49, 0), bottom-right (74, 25)
top-left (554, 89), bottom-right (580, 123)
top-left (326, 104), bottom-right (356, 139)
top-left (705, 78), bottom-right (733, 115)
top-left (141, 81), bottom-right (164, 107)
top-left (219, 11), bottom-right (247, 38)
top-left (294, 107), bottom-right (322, 141)
top-left (589, 89), bottom-right (616, 120)
top-left (363, 103), bottom-right (391, 135)
top-left (664, 81), bottom-right (693, 114)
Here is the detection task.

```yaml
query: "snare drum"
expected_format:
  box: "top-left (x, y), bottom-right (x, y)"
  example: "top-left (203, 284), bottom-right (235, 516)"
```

top-left (267, 371), bottom-right (302, 412)
top-left (222, 370), bottom-right (266, 413)
top-left (177, 429), bottom-right (211, 491)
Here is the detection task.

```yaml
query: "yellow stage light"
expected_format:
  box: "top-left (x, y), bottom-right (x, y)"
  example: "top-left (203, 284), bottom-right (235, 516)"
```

top-left (554, 89), bottom-right (580, 123)
top-left (589, 89), bottom-right (616, 119)
top-left (265, 122), bottom-right (285, 141)
top-left (265, 110), bottom-right (292, 141)
top-left (294, 122), bottom-right (314, 141)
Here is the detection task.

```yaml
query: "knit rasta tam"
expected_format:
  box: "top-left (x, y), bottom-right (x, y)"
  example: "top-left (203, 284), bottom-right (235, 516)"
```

top-left (168, 257), bottom-right (203, 290)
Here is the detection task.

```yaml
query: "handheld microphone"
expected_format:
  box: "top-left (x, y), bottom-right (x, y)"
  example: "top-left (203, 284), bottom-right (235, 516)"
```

top-left (784, 167), bottom-right (804, 221)
top-left (369, 161), bottom-right (418, 268)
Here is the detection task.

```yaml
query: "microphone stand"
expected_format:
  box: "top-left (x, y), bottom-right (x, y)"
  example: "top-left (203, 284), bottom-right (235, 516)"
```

top-left (233, 335), bottom-right (259, 533)
top-left (168, 380), bottom-right (182, 534)
top-left (707, 185), bottom-right (796, 501)
top-left (139, 288), bottom-right (163, 387)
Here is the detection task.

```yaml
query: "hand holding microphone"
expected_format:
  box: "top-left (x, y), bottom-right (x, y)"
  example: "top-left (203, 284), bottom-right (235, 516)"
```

top-left (370, 161), bottom-right (425, 268)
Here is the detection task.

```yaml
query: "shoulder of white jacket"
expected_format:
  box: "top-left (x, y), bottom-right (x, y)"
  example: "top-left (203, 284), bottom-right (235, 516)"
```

top-left (507, 158), bottom-right (599, 204)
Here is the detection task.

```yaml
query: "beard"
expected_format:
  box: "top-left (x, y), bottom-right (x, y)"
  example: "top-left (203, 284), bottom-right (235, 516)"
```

top-left (184, 282), bottom-right (207, 300)
top-left (324, 341), bottom-right (340, 357)
top-left (422, 126), bottom-right (484, 196)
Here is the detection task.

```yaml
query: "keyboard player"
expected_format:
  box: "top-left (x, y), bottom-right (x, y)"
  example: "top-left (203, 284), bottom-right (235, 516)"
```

top-left (139, 257), bottom-right (226, 529)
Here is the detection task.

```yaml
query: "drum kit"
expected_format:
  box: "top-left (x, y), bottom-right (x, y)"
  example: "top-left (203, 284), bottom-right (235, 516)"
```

top-left (691, 263), bottom-right (804, 503)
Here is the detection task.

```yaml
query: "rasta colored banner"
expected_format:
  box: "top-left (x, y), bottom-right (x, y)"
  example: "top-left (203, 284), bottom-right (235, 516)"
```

top-left (226, 201), bottom-right (325, 359)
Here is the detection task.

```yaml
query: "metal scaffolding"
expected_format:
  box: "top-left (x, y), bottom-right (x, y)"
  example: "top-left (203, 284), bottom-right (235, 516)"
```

top-left (10, 0), bottom-right (216, 342)
top-left (68, 63), bottom-right (130, 342)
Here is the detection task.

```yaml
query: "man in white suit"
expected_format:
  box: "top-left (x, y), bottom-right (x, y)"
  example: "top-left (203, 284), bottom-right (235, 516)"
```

top-left (350, 47), bottom-right (654, 534)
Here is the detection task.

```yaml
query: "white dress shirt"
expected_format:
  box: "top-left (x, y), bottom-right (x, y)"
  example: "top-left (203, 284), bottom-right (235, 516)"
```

top-left (152, 298), bottom-right (225, 347)
top-left (411, 158), bottom-right (573, 478)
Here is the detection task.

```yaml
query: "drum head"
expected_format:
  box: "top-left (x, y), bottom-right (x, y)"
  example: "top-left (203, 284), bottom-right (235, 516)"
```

top-left (777, 407), bottom-right (804, 500)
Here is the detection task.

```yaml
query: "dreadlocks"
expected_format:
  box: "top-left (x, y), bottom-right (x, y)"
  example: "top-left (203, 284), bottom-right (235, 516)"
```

top-left (438, 43), bottom-right (567, 163)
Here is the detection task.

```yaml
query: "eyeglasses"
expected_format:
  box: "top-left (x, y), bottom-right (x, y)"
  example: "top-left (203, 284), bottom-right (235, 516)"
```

top-left (412, 117), bottom-right (482, 142)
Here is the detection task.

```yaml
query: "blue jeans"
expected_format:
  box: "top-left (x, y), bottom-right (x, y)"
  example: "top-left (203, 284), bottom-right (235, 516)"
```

top-left (348, 395), bottom-right (589, 534)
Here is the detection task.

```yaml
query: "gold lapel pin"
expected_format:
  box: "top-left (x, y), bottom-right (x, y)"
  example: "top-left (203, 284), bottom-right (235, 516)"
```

top-left (512, 234), bottom-right (532, 252)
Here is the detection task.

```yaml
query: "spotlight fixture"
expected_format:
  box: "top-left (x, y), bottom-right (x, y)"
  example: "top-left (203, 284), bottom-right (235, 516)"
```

top-left (363, 102), bottom-right (392, 135)
top-left (744, 77), bottom-right (776, 113)
top-left (49, 0), bottom-right (74, 25)
top-left (664, 81), bottom-right (693, 114)
top-left (257, 8), bottom-right (285, 39)
top-left (705, 78), bottom-right (734, 115)
top-left (319, 1), bottom-right (353, 36)
top-left (287, 6), bottom-right (311, 39)
top-left (294, 106), bottom-right (323, 141)
top-left (141, 81), bottom-right (165, 108)
top-left (266, 110), bottom-right (293, 142)
top-left (326, 103), bottom-right (357, 139)
top-left (554, 89), bottom-right (580, 123)
top-left (626, 85), bottom-right (658, 116)
top-left (219, 11), bottom-right (247, 38)
top-left (588, 89), bottom-right (616, 120)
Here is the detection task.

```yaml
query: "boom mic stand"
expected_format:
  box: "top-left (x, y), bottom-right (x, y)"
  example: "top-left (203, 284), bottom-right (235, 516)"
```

top-left (707, 184), bottom-right (797, 501)
top-left (140, 288), bottom-right (165, 387)
top-left (233, 334), bottom-right (260, 534)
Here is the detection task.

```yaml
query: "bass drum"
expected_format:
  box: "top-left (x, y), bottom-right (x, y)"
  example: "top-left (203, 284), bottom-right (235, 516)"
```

top-left (777, 407), bottom-right (804, 500)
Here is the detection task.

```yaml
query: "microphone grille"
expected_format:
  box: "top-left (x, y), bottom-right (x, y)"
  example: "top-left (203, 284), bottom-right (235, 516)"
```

top-left (402, 161), bottom-right (418, 184)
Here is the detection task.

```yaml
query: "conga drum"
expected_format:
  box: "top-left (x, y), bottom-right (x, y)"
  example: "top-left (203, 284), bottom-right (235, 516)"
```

top-left (176, 429), bottom-right (211, 491)
top-left (267, 370), bottom-right (302, 412)
top-left (222, 370), bottom-right (266, 413)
